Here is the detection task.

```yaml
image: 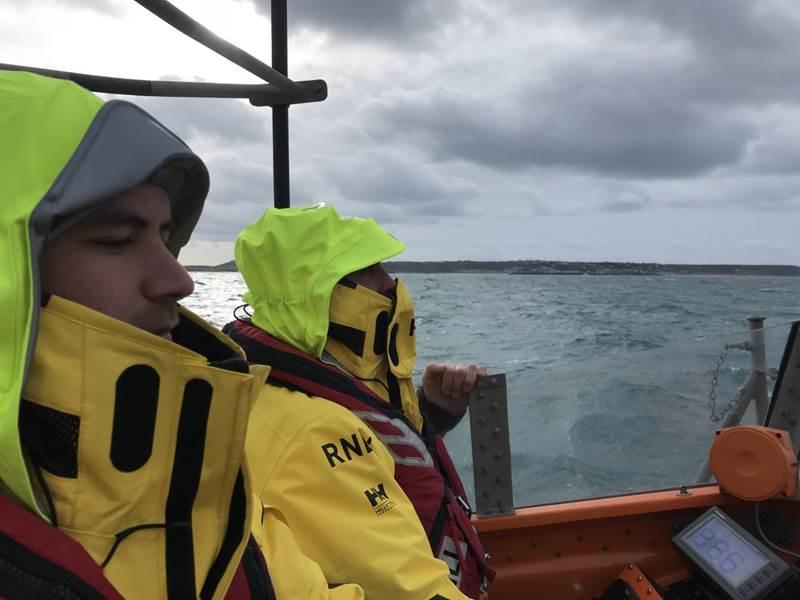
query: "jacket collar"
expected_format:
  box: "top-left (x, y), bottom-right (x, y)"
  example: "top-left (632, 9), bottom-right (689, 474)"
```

top-left (20, 296), bottom-right (268, 599)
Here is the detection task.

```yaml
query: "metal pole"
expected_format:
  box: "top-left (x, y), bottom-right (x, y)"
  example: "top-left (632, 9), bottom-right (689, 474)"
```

top-left (272, 0), bottom-right (290, 208)
top-left (748, 316), bottom-right (769, 424)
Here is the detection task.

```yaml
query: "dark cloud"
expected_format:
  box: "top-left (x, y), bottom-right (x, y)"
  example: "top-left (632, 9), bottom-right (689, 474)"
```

top-left (520, 0), bottom-right (799, 53)
top-left (132, 96), bottom-right (268, 145)
top-left (189, 144), bottom-right (480, 240)
top-left (292, 147), bottom-right (478, 221)
top-left (740, 112), bottom-right (800, 175)
top-left (22, 0), bottom-right (795, 261)
top-left (512, 0), bottom-right (800, 106)
top-left (240, 0), bottom-right (461, 43)
top-left (336, 151), bottom-right (475, 207)
top-left (598, 192), bottom-right (651, 213)
top-left (718, 179), bottom-right (800, 212)
top-left (193, 155), bottom-right (274, 240)
top-left (367, 75), bottom-right (754, 178)
top-left (655, 173), bottom-right (800, 213)
top-left (345, 1), bottom-right (800, 181)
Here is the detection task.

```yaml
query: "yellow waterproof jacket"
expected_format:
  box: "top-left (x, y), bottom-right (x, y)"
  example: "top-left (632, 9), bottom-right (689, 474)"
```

top-left (21, 296), bottom-right (365, 599)
top-left (247, 382), bottom-right (470, 600)
top-left (22, 296), bottom-right (263, 597)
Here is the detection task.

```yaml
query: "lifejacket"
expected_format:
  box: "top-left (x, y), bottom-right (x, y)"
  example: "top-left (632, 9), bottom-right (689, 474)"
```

top-left (15, 296), bottom-right (275, 599)
top-left (0, 493), bottom-right (274, 600)
top-left (227, 320), bottom-right (495, 599)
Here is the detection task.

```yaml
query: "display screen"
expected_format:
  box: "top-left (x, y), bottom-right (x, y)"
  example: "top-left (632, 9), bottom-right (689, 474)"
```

top-left (686, 515), bottom-right (770, 587)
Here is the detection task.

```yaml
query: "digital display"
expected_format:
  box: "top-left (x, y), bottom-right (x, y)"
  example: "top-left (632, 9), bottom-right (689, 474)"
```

top-left (685, 514), bottom-right (770, 587)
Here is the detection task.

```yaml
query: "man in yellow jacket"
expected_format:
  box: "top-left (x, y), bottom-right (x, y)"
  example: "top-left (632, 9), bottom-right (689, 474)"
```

top-left (0, 70), bottom-right (362, 599)
top-left (228, 203), bottom-right (496, 599)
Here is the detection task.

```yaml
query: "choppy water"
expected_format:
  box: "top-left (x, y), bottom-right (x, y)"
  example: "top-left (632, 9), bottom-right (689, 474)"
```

top-left (184, 272), bottom-right (800, 507)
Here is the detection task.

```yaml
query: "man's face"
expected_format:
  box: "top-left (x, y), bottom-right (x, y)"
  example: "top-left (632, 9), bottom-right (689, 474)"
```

top-left (346, 263), bottom-right (395, 298)
top-left (40, 184), bottom-right (195, 339)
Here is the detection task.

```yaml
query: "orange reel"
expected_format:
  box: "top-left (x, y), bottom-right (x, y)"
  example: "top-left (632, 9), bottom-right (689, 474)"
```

top-left (709, 426), bottom-right (798, 501)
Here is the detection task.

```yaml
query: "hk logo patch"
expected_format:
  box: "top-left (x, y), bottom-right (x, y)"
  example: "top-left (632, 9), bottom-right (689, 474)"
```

top-left (364, 483), bottom-right (396, 516)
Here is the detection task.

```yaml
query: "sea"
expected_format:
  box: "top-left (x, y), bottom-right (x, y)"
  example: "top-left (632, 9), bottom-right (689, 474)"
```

top-left (184, 272), bottom-right (800, 508)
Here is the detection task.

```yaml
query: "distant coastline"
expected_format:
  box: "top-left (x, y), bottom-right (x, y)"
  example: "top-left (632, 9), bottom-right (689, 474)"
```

top-left (186, 260), bottom-right (800, 277)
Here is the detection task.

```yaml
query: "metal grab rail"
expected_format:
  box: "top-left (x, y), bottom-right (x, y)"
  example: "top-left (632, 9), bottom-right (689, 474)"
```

top-left (133, 0), bottom-right (296, 91)
top-left (3, 0), bottom-right (326, 208)
top-left (0, 63), bottom-right (326, 106)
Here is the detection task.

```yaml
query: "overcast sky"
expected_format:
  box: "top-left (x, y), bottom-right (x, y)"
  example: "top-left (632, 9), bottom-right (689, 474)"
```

top-left (3, 0), bottom-right (800, 265)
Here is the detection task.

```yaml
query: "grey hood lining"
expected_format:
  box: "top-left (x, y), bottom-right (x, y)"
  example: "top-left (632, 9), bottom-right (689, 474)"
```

top-left (31, 99), bottom-right (209, 253)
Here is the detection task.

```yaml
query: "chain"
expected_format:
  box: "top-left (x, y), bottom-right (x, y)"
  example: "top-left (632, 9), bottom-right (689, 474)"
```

top-left (708, 344), bottom-right (745, 422)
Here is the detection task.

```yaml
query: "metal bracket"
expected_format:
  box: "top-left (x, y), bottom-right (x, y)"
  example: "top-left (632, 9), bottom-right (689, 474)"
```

top-left (0, 64), bottom-right (326, 107)
top-left (469, 373), bottom-right (514, 517)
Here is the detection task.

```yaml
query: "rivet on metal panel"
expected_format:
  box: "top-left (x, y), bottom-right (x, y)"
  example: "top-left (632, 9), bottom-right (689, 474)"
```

top-left (478, 417), bottom-right (487, 425)
top-left (492, 428), bottom-right (501, 438)
top-left (494, 452), bottom-right (503, 461)
top-left (480, 442), bottom-right (488, 450)
top-left (602, 544), bottom-right (609, 552)
top-left (483, 491), bottom-right (490, 498)
top-left (481, 467), bottom-right (489, 474)
top-left (478, 393), bottom-right (486, 400)
top-left (496, 500), bottom-right (504, 508)
top-left (491, 402), bottom-right (499, 411)
top-left (636, 576), bottom-right (643, 582)
top-left (554, 550), bottom-right (561, 558)
top-left (626, 564), bottom-right (633, 570)
top-left (646, 589), bottom-right (653, 595)
top-left (495, 477), bottom-right (503, 484)
top-left (489, 377), bottom-right (498, 385)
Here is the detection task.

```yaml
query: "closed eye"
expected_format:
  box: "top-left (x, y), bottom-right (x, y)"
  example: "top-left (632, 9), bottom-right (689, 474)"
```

top-left (91, 237), bottom-right (135, 251)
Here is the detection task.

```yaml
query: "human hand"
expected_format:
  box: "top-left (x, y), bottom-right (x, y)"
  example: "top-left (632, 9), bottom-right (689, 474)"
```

top-left (421, 362), bottom-right (487, 416)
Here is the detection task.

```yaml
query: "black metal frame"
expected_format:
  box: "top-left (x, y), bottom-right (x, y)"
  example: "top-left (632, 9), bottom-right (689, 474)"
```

top-left (1, 0), bottom-right (324, 208)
